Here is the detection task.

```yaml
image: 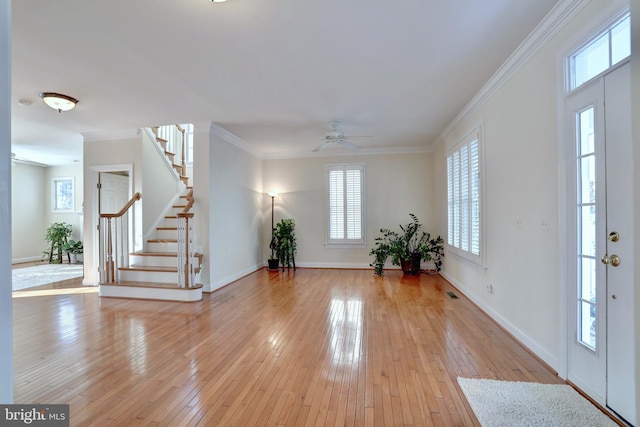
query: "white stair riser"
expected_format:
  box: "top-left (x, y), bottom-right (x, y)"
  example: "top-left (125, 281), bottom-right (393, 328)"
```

top-left (129, 255), bottom-right (177, 268)
top-left (156, 229), bottom-right (177, 240)
top-left (119, 269), bottom-right (177, 283)
top-left (162, 217), bottom-right (178, 227)
top-left (148, 241), bottom-right (178, 253)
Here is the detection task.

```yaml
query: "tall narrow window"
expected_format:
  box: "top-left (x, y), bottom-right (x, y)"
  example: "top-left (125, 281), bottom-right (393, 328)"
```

top-left (447, 128), bottom-right (482, 265)
top-left (326, 163), bottom-right (365, 245)
top-left (181, 123), bottom-right (194, 165)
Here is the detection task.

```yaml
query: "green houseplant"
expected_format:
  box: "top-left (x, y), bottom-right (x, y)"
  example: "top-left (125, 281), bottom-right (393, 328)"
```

top-left (369, 214), bottom-right (444, 276)
top-left (62, 239), bottom-right (83, 264)
top-left (44, 222), bottom-right (74, 264)
top-left (272, 219), bottom-right (297, 270)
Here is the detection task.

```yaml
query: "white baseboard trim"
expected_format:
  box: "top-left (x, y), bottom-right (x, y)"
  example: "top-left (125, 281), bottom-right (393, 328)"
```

top-left (440, 271), bottom-right (559, 373)
top-left (207, 263), bottom-right (264, 293)
top-left (12, 256), bottom-right (44, 264)
top-left (294, 261), bottom-right (372, 269)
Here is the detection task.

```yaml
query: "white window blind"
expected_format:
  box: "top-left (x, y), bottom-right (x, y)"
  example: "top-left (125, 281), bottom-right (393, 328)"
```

top-left (326, 164), bottom-right (365, 245)
top-left (447, 129), bottom-right (482, 265)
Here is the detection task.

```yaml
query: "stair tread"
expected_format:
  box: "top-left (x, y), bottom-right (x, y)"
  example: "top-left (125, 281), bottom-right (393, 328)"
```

top-left (157, 227), bottom-right (177, 230)
top-left (148, 238), bottom-right (178, 243)
top-left (119, 265), bottom-right (178, 272)
top-left (129, 251), bottom-right (203, 257)
top-left (130, 252), bottom-right (177, 257)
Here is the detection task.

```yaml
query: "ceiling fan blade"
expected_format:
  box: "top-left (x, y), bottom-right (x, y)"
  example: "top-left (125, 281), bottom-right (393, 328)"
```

top-left (313, 142), bottom-right (329, 152)
top-left (339, 140), bottom-right (360, 151)
top-left (344, 135), bottom-right (373, 139)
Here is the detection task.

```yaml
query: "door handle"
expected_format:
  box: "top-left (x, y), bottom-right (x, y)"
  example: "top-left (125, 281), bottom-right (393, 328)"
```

top-left (601, 254), bottom-right (621, 267)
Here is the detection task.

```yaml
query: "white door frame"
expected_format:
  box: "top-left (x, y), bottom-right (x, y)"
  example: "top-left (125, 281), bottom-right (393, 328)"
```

top-left (85, 164), bottom-right (133, 285)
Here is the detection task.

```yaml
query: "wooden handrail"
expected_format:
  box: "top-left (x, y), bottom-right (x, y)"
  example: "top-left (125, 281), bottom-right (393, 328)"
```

top-left (177, 189), bottom-right (194, 217)
top-left (100, 192), bottom-right (141, 218)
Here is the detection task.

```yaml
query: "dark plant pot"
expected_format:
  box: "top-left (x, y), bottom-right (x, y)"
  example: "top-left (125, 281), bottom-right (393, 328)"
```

top-left (268, 258), bottom-right (280, 271)
top-left (400, 252), bottom-right (421, 275)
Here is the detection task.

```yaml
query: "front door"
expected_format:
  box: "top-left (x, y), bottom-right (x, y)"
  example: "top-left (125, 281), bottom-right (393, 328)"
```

top-left (566, 61), bottom-right (634, 425)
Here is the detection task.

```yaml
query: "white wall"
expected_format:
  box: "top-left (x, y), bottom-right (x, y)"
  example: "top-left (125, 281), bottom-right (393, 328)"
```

top-left (263, 152), bottom-right (436, 268)
top-left (0, 0), bottom-right (12, 403)
top-left (192, 123), bottom-right (211, 290)
top-left (141, 129), bottom-right (182, 238)
top-left (434, 0), bottom-right (630, 372)
top-left (11, 163), bottom-right (46, 262)
top-left (631, 0), bottom-right (640, 415)
top-left (208, 132), bottom-right (263, 291)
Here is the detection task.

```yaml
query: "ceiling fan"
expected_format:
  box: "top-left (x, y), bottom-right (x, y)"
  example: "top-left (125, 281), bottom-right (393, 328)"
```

top-left (313, 121), bottom-right (370, 152)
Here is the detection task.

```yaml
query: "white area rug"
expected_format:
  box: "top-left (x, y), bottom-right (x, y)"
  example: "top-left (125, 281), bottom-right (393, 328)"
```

top-left (12, 264), bottom-right (84, 291)
top-left (458, 377), bottom-right (616, 427)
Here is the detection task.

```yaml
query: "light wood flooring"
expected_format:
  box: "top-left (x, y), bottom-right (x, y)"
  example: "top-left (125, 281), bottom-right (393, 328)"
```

top-left (13, 268), bottom-right (564, 426)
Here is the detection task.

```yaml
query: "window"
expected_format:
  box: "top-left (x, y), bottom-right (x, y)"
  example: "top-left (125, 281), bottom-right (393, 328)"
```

top-left (569, 12), bottom-right (630, 91)
top-left (326, 163), bottom-right (365, 246)
top-left (447, 128), bottom-right (482, 266)
top-left (182, 123), bottom-right (194, 165)
top-left (51, 177), bottom-right (74, 213)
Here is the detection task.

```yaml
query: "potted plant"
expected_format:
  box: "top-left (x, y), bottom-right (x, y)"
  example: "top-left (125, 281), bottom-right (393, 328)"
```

top-left (62, 239), bottom-right (83, 264)
top-left (43, 222), bottom-right (74, 264)
top-left (369, 214), bottom-right (444, 276)
top-left (273, 219), bottom-right (297, 271)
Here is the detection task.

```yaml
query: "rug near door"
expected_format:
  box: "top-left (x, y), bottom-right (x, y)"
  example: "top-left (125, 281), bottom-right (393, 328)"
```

top-left (457, 377), bottom-right (617, 426)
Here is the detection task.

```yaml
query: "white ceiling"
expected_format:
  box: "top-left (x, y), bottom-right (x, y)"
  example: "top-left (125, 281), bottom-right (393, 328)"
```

top-left (11, 0), bottom-right (560, 166)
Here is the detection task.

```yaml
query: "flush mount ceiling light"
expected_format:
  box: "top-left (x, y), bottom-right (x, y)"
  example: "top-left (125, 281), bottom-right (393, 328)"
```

top-left (40, 92), bottom-right (78, 113)
top-left (210, 0), bottom-right (228, 2)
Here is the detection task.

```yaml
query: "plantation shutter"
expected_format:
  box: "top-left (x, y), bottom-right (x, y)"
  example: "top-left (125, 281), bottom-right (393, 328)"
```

top-left (447, 130), bottom-right (482, 264)
top-left (327, 164), bottom-right (365, 245)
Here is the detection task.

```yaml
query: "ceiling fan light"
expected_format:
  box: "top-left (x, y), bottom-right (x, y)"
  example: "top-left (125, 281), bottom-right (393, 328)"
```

top-left (40, 92), bottom-right (78, 113)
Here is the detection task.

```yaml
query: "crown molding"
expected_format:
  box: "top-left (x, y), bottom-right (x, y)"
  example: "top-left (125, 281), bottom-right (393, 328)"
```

top-left (209, 123), bottom-right (264, 158)
top-left (433, 0), bottom-right (591, 150)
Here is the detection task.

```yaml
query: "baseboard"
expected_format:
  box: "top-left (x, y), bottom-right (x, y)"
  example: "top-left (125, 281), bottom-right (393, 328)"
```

top-left (12, 256), bottom-right (44, 264)
top-left (440, 271), bottom-right (560, 374)
top-left (294, 261), bottom-right (371, 269)
top-left (207, 263), bottom-right (263, 292)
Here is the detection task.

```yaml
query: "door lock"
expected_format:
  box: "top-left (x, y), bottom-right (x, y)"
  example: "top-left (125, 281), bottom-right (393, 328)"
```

top-left (608, 231), bottom-right (620, 242)
top-left (601, 254), bottom-right (621, 267)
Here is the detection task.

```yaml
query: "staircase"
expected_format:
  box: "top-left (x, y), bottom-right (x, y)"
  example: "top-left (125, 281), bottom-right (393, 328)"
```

top-left (99, 125), bottom-right (203, 302)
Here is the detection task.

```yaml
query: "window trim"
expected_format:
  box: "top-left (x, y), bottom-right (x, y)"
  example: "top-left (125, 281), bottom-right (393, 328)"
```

top-left (325, 163), bottom-right (366, 247)
top-left (51, 176), bottom-right (75, 213)
top-left (446, 125), bottom-right (485, 268)
top-left (566, 9), bottom-right (630, 93)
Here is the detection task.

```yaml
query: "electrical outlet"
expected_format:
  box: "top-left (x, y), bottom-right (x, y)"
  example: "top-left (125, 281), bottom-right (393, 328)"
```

top-left (487, 284), bottom-right (493, 294)
top-left (515, 219), bottom-right (524, 230)
top-left (540, 220), bottom-right (549, 231)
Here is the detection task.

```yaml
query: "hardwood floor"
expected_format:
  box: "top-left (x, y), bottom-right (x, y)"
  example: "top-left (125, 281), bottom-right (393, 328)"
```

top-left (13, 269), bottom-right (562, 426)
